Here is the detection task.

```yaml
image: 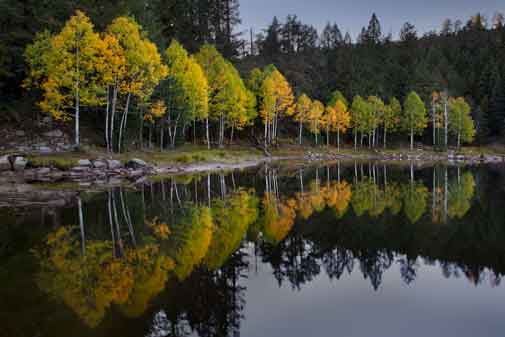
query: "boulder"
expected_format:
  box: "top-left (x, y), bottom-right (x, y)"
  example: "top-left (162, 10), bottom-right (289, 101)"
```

top-left (13, 156), bottom-right (28, 172)
top-left (38, 146), bottom-right (53, 154)
top-left (78, 159), bottom-right (92, 167)
top-left (37, 167), bottom-right (51, 175)
top-left (126, 158), bottom-right (148, 169)
top-left (71, 166), bottom-right (90, 172)
top-left (106, 159), bottom-right (122, 169)
top-left (0, 155), bottom-right (12, 171)
top-left (43, 130), bottom-right (64, 138)
top-left (93, 160), bottom-right (108, 169)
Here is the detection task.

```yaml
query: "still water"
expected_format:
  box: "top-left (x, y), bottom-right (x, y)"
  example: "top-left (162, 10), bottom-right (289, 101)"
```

top-left (1, 162), bottom-right (505, 337)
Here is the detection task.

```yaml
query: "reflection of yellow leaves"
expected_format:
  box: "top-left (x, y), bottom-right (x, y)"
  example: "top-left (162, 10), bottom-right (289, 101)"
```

top-left (204, 189), bottom-right (258, 270)
top-left (121, 245), bottom-right (174, 318)
top-left (296, 193), bottom-right (314, 219)
top-left (173, 206), bottom-right (214, 280)
top-left (262, 194), bottom-right (296, 244)
top-left (147, 217), bottom-right (171, 240)
top-left (325, 181), bottom-right (352, 217)
top-left (36, 226), bottom-right (173, 327)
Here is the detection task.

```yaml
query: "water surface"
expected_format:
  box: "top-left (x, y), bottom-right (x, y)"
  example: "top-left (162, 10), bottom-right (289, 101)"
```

top-left (1, 162), bottom-right (505, 337)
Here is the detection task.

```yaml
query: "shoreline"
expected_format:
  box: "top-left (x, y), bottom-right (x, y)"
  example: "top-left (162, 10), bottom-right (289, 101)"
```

top-left (0, 148), bottom-right (504, 186)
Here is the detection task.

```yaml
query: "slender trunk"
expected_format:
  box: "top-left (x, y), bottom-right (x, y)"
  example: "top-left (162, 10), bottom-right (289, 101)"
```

top-left (432, 103), bottom-right (436, 147)
top-left (337, 128), bottom-right (340, 151)
top-left (149, 124), bottom-right (152, 149)
top-left (326, 126), bottom-right (330, 147)
top-left (171, 124), bottom-right (178, 148)
top-left (206, 118), bottom-right (210, 149)
top-left (139, 106), bottom-right (144, 150)
top-left (118, 92), bottom-right (131, 154)
top-left (410, 161), bottom-right (414, 185)
top-left (410, 128), bottom-right (414, 151)
top-left (444, 98), bottom-right (448, 148)
top-left (107, 190), bottom-right (116, 257)
top-left (110, 83), bottom-right (118, 152)
top-left (120, 188), bottom-right (136, 246)
top-left (111, 189), bottom-right (123, 256)
top-left (75, 44), bottom-right (80, 148)
top-left (230, 124), bottom-right (234, 144)
top-left (219, 115), bottom-right (224, 148)
top-left (193, 120), bottom-right (196, 145)
top-left (264, 120), bottom-right (268, 149)
top-left (384, 127), bottom-right (387, 149)
top-left (354, 131), bottom-right (357, 150)
top-left (160, 125), bottom-right (164, 151)
top-left (444, 167), bottom-right (448, 223)
top-left (78, 196), bottom-right (85, 255)
top-left (299, 119), bottom-right (303, 145)
top-left (105, 86), bottom-right (110, 152)
top-left (207, 174), bottom-right (211, 207)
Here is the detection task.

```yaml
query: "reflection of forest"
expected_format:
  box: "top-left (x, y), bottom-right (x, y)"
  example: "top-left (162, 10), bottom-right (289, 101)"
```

top-left (2, 163), bottom-right (505, 336)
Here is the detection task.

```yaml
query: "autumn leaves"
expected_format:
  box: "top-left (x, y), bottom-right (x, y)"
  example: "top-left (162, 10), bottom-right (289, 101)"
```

top-left (24, 10), bottom-right (477, 152)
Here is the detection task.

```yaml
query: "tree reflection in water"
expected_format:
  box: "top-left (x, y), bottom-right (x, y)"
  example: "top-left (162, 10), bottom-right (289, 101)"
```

top-left (20, 162), bottom-right (505, 336)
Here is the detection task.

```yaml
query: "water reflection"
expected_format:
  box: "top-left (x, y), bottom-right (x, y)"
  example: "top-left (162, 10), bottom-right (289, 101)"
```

top-left (2, 162), bottom-right (505, 336)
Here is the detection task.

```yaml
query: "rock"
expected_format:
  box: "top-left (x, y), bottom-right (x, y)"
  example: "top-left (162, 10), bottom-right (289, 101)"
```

top-left (106, 159), bottom-right (122, 169)
top-left (71, 166), bottom-right (90, 172)
top-left (93, 160), bottom-right (108, 169)
top-left (37, 167), bottom-right (51, 175)
top-left (15, 130), bottom-right (26, 137)
top-left (0, 155), bottom-right (12, 171)
top-left (484, 155), bottom-right (503, 163)
top-left (38, 146), bottom-right (53, 154)
top-left (43, 130), bottom-right (63, 138)
top-left (78, 159), bottom-right (92, 167)
top-left (129, 170), bottom-right (144, 177)
top-left (126, 158), bottom-right (148, 169)
top-left (13, 156), bottom-right (28, 172)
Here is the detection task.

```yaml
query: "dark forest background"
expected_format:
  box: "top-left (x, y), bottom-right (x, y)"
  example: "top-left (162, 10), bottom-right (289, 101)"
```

top-left (1, 0), bottom-right (505, 143)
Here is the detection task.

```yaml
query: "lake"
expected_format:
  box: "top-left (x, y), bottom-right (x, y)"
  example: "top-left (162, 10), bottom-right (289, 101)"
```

top-left (1, 161), bottom-right (505, 337)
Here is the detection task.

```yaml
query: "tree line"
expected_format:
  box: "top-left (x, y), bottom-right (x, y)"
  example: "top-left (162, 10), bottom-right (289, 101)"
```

top-left (245, 12), bottom-right (505, 144)
top-left (3, 2), bottom-right (502, 149)
top-left (23, 10), bottom-right (477, 152)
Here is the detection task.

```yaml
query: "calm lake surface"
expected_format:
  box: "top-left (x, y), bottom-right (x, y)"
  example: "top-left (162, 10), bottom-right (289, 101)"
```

top-left (2, 162), bottom-right (505, 337)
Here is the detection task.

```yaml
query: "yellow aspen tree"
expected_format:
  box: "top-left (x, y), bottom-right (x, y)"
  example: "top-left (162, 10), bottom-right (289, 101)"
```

top-left (26, 11), bottom-right (105, 148)
top-left (106, 16), bottom-right (167, 153)
top-left (294, 94), bottom-right (312, 145)
top-left (383, 97), bottom-right (401, 149)
top-left (308, 100), bottom-right (325, 145)
top-left (260, 69), bottom-right (294, 147)
top-left (333, 100), bottom-right (351, 151)
top-left (163, 40), bottom-right (208, 148)
top-left (323, 105), bottom-right (337, 147)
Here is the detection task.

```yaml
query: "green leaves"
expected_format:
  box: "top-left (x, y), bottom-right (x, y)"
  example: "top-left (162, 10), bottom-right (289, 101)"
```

top-left (449, 97), bottom-right (476, 145)
top-left (402, 91), bottom-right (427, 135)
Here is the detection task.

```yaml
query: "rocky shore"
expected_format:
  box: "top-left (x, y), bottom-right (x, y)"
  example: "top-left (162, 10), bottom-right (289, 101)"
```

top-left (0, 149), bottom-right (504, 186)
top-left (303, 150), bottom-right (505, 164)
top-left (0, 155), bottom-right (156, 184)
